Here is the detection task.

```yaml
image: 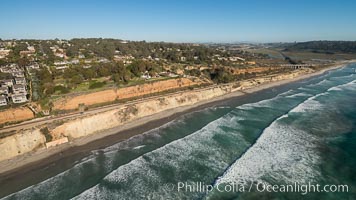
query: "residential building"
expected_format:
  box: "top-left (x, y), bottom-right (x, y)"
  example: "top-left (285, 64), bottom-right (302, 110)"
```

top-left (20, 50), bottom-right (35, 57)
top-left (54, 61), bottom-right (69, 65)
top-left (0, 64), bottom-right (22, 73)
top-left (13, 84), bottom-right (27, 94)
top-left (12, 94), bottom-right (27, 103)
top-left (12, 72), bottom-right (25, 78)
top-left (141, 71), bottom-right (151, 79)
top-left (229, 56), bottom-right (245, 62)
top-left (70, 59), bottom-right (80, 64)
top-left (1, 79), bottom-right (13, 87)
top-left (0, 85), bottom-right (8, 95)
top-left (0, 48), bottom-right (11, 59)
top-left (55, 65), bottom-right (69, 70)
top-left (113, 55), bottom-right (134, 64)
top-left (98, 58), bottom-right (109, 63)
top-left (26, 63), bottom-right (40, 70)
top-left (0, 95), bottom-right (7, 106)
top-left (15, 77), bottom-right (26, 85)
top-left (27, 46), bottom-right (35, 51)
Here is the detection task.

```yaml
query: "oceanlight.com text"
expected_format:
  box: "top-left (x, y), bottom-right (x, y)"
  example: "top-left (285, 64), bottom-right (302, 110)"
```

top-left (171, 181), bottom-right (349, 195)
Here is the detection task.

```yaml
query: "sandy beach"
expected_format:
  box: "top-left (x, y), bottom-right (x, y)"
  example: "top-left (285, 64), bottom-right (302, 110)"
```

top-left (0, 62), bottom-right (349, 192)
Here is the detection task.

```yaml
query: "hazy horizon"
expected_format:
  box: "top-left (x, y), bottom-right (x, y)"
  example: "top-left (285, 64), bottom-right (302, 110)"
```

top-left (1, 0), bottom-right (356, 43)
top-left (1, 37), bottom-right (356, 44)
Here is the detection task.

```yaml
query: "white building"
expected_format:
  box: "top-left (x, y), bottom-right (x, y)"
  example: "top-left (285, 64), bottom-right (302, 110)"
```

top-left (0, 95), bottom-right (7, 106)
top-left (54, 61), bottom-right (69, 66)
top-left (70, 59), bottom-right (80, 64)
top-left (0, 49), bottom-right (11, 59)
top-left (229, 56), bottom-right (245, 62)
top-left (98, 58), bottom-right (109, 63)
top-left (13, 84), bottom-right (27, 94)
top-left (141, 71), bottom-right (151, 79)
top-left (12, 94), bottom-right (27, 103)
top-left (55, 65), bottom-right (69, 70)
top-left (12, 71), bottom-right (25, 78)
top-left (15, 77), bottom-right (26, 85)
top-left (0, 85), bottom-right (8, 95)
top-left (1, 79), bottom-right (13, 87)
top-left (26, 63), bottom-right (40, 70)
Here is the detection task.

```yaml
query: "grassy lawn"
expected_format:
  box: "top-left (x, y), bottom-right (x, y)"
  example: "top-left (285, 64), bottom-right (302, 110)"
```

top-left (116, 76), bottom-right (174, 88)
top-left (50, 75), bottom-right (178, 100)
top-left (53, 77), bottom-right (115, 94)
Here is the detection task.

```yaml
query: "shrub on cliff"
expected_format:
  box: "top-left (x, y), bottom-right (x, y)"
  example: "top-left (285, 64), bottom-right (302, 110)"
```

top-left (89, 81), bottom-right (106, 89)
top-left (40, 127), bottom-right (53, 142)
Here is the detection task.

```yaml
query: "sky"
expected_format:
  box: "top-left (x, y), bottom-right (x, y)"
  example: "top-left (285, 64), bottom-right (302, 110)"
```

top-left (1, 0), bottom-right (356, 43)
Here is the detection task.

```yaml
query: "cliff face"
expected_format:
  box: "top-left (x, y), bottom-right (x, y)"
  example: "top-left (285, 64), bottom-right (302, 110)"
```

top-left (0, 129), bottom-right (45, 161)
top-left (51, 85), bottom-right (232, 139)
top-left (53, 78), bottom-right (200, 110)
top-left (0, 84), bottom-right (232, 162)
top-left (0, 107), bottom-right (34, 125)
top-left (0, 69), bottom-right (313, 162)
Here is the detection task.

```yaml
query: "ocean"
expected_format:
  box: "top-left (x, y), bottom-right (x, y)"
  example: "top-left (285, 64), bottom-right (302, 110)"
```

top-left (1, 63), bottom-right (356, 200)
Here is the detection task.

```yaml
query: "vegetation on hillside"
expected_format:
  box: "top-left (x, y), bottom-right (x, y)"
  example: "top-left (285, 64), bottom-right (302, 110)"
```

top-left (283, 41), bottom-right (356, 53)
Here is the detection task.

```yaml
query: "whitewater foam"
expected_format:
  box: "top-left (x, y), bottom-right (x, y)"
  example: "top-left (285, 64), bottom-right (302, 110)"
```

top-left (214, 114), bottom-right (320, 187)
top-left (211, 78), bottom-right (356, 190)
top-left (73, 113), bottom-right (247, 199)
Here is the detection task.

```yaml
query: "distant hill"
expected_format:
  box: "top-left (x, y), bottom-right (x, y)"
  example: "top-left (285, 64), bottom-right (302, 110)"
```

top-left (283, 41), bottom-right (356, 54)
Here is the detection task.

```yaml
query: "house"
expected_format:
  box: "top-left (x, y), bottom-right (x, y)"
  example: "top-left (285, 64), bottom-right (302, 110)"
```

top-left (13, 72), bottom-right (25, 78)
top-left (1, 79), bottom-right (13, 87)
top-left (0, 85), bottom-right (9, 95)
top-left (70, 59), bottom-right (80, 64)
top-left (0, 48), bottom-right (11, 59)
top-left (12, 94), bottom-right (27, 103)
top-left (27, 46), bottom-right (36, 52)
top-left (55, 65), bottom-right (69, 70)
top-left (26, 63), bottom-right (40, 70)
top-left (113, 55), bottom-right (134, 64)
top-left (0, 64), bottom-right (22, 74)
top-left (0, 95), bottom-right (7, 106)
top-left (229, 56), bottom-right (245, 62)
top-left (98, 58), bottom-right (109, 63)
top-left (54, 52), bottom-right (65, 58)
top-left (141, 71), bottom-right (151, 79)
top-left (13, 84), bottom-right (27, 94)
top-left (20, 50), bottom-right (35, 57)
top-left (54, 61), bottom-right (69, 66)
top-left (15, 77), bottom-right (26, 85)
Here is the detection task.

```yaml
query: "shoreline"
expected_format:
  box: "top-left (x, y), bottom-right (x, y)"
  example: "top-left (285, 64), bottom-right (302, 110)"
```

top-left (0, 62), bottom-right (349, 194)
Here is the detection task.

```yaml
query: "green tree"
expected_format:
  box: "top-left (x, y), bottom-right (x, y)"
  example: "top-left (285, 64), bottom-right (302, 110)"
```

top-left (70, 75), bottom-right (83, 85)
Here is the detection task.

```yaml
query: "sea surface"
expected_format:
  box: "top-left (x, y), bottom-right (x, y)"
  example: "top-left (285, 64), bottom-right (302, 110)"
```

top-left (2, 63), bottom-right (356, 200)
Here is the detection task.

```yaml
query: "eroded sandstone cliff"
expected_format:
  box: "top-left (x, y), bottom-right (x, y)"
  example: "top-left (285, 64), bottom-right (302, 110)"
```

top-left (0, 69), bottom-right (314, 162)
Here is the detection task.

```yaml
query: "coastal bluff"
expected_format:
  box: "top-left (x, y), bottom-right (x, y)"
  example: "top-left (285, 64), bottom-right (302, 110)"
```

top-left (0, 68), bottom-right (313, 162)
